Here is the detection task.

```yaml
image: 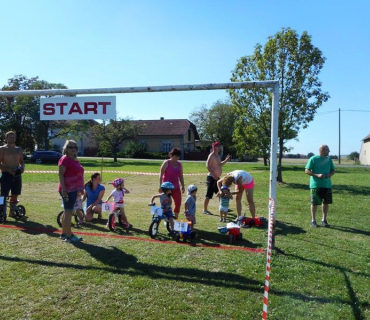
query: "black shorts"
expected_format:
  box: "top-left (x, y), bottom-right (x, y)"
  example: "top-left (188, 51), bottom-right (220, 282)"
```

top-left (1, 172), bottom-right (22, 196)
top-left (310, 188), bottom-right (333, 205)
top-left (206, 175), bottom-right (219, 199)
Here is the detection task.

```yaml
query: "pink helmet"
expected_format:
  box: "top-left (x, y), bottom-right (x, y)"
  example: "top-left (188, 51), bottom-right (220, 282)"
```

top-left (112, 177), bottom-right (125, 188)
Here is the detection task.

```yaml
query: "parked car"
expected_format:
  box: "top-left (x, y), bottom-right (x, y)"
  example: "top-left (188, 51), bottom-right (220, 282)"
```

top-left (30, 151), bottom-right (62, 164)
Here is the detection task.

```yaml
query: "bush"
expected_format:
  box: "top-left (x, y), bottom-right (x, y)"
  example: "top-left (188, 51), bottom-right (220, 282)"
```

top-left (125, 141), bottom-right (147, 158)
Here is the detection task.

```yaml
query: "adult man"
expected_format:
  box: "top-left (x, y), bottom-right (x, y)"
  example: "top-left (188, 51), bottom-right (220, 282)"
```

top-left (305, 144), bottom-right (335, 227)
top-left (0, 131), bottom-right (25, 217)
top-left (203, 141), bottom-right (230, 214)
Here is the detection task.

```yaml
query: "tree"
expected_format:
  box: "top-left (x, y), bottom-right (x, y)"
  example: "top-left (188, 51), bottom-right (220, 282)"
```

top-left (0, 75), bottom-right (88, 151)
top-left (230, 28), bottom-right (330, 181)
top-left (91, 118), bottom-right (144, 162)
top-left (189, 100), bottom-right (236, 155)
top-left (307, 152), bottom-right (315, 158)
top-left (348, 151), bottom-right (359, 161)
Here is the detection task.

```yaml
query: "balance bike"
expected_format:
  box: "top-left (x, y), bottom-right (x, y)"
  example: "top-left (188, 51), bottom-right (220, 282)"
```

top-left (148, 203), bottom-right (171, 238)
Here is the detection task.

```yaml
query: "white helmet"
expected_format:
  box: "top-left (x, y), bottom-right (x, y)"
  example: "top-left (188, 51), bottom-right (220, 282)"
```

top-left (187, 184), bottom-right (198, 195)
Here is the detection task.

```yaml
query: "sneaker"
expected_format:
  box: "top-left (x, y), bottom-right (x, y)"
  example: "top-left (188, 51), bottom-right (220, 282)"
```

top-left (220, 218), bottom-right (223, 222)
top-left (59, 234), bottom-right (67, 240)
top-left (311, 221), bottom-right (317, 228)
top-left (168, 230), bottom-right (176, 237)
top-left (65, 234), bottom-right (83, 243)
top-left (202, 210), bottom-right (211, 215)
top-left (321, 220), bottom-right (329, 227)
top-left (123, 222), bottom-right (131, 230)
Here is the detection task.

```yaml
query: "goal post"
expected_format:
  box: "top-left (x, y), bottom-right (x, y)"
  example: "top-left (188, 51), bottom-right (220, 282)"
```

top-left (0, 80), bottom-right (279, 217)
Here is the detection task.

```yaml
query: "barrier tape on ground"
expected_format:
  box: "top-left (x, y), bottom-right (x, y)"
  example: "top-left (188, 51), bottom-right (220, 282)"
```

top-left (0, 224), bottom-right (264, 253)
top-left (262, 198), bottom-right (275, 320)
top-left (24, 170), bottom-right (202, 176)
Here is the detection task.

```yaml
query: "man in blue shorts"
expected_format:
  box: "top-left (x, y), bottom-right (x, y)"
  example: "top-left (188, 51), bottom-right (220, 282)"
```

top-left (0, 131), bottom-right (25, 217)
top-left (305, 145), bottom-right (335, 227)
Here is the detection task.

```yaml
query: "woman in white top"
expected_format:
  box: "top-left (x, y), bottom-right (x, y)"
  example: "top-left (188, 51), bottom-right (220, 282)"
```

top-left (217, 170), bottom-right (255, 218)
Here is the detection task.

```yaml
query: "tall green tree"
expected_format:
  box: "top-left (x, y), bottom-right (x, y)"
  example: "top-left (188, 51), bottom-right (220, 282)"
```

top-left (189, 100), bottom-right (236, 154)
top-left (0, 75), bottom-right (88, 150)
top-left (230, 28), bottom-right (330, 181)
top-left (91, 118), bottom-right (144, 162)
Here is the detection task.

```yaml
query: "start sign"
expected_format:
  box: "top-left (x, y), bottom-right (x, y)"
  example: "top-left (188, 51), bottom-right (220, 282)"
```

top-left (40, 96), bottom-right (116, 120)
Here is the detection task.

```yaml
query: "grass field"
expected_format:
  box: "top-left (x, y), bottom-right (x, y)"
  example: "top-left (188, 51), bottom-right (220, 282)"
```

top-left (1, 159), bottom-right (370, 319)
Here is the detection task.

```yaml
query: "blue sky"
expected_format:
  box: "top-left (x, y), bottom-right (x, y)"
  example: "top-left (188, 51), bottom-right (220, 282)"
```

top-left (1, 0), bottom-right (369, 156)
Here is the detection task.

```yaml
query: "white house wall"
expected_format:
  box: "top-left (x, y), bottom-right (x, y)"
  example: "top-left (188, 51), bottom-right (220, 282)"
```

top-left (359, 141), bottom-right (370, 165)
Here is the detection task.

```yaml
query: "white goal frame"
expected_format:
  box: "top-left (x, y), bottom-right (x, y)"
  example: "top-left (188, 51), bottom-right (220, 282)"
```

top-left (0, 80), bottom-right (279, 220)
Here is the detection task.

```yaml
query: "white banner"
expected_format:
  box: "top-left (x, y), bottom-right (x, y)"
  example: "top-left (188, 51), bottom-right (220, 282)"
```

top-left (40, 96), bottom-right (116, 120)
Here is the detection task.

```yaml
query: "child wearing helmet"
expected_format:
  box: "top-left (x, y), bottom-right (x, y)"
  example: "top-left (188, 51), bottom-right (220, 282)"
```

top-left (105, 178), bottom-right (131, 229)
top-left (218, 185), bottom-right (236, 222)
top-left (184, 184), bottom-right (197, 228)
top-left (150, 181), bottom-right (175, 234)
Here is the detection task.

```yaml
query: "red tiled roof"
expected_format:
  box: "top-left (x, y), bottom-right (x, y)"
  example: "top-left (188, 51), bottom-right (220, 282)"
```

top-left (132, 119), bottom-right (199, 138)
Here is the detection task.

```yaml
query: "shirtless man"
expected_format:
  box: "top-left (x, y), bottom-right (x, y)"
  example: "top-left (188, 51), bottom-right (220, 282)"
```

top-left (0, 131), bottom-right (25, 217)
top-left (202, 141), bottom-right (230, 214)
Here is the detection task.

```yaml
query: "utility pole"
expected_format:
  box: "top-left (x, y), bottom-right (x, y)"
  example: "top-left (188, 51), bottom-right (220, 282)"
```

top-left (339, 108), bottom-right (341, 164)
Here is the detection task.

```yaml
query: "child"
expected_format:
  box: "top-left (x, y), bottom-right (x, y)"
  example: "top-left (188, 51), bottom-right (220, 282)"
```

top-left (150, 181), bottom-right (175, 235)
top-left (105, 177), bottom-right (131, 229)
top-left (218, 185), bottom-right (235, 222)
top-left (75, 190), bottom-right (85, 225)
top-left (184, 184), bottom-right (197, 230)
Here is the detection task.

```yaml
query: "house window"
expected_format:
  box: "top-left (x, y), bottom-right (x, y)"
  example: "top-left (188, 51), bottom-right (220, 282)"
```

top-left (188, 130), bottom-right (191, 141)
top-left (161, 141), bottom-right (173, 152)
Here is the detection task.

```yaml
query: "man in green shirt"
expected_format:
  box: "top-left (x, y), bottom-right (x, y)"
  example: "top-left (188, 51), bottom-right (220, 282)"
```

top-left (305, 145), bottom-right (335, 227)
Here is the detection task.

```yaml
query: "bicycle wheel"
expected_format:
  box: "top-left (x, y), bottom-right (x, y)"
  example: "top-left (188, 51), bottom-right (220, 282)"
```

top-left (229, 234), bottom-right (234, 244)
top-left (15, 205), bottom-right (26, 218)
top-left (0, 204), bottom-right (6, 224)
top-left (149, 220), bottom-right (159, 238)
top-left (166, 221), bottom-right (171, 233)
top-left (108, 212), bottom-right (116, 231)
top-left (57, 211), bottom-right (64, 227)
top-left (74, 209), bottom-right (85, 224)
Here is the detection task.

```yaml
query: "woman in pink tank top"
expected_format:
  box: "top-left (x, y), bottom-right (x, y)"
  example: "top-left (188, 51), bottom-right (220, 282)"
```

top-left (159, 148), bottom-right (185, 218)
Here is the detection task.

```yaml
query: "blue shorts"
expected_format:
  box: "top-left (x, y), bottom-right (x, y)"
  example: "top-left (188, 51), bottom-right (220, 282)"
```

top-left (1, 172), bottom-right (22, 196)
top-left (60, 191), bottom-right (78, 210)
top-left (163, 210), bottom-right (174, 219)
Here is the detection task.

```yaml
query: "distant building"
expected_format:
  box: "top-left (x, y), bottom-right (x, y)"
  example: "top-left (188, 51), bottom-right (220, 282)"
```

top-left (51, 120), bottom-right (99, 156)
top-left (127, 118), bottom-right (200, 160)
top-left (50, 118), bottom-right (201, 159)
top-left (359, 134), bottom-right (370, 165)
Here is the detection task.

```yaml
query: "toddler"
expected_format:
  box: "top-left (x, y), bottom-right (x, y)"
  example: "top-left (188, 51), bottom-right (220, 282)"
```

top-left (150, 181), bottom-right (175, 235)
top-left (105, 177), bottom-right (131, 229)
top-left (184, 184), bottom-right (197, 229)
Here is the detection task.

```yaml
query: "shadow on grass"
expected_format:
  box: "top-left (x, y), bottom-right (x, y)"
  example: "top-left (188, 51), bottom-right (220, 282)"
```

top-left (0, 244), bottom-right (262, 292)
top-left (273, 249), bottom-right (369, 319)
top-left (329, 225), bottom-right (370, 237)
top-left (274, 220), bottom-right (306, 237)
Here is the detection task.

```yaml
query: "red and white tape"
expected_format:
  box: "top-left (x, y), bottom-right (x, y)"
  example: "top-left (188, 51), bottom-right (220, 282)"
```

top-left (262, 198), bottom-right (275, 320)
top-left (24, 170), bottom-right (202, 176)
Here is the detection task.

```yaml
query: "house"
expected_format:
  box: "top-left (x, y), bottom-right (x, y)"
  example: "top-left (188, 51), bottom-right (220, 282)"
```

top-left (129, 118), bottom-right (200, 160)
top-left (359, 134), bottom-right (370, 165)
top-left (50, 118), bottom-right (201, 159)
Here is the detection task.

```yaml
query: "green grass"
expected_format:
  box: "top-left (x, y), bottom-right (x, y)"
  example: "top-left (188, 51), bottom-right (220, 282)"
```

top-left (1, 160), bottom-right (370, 319)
